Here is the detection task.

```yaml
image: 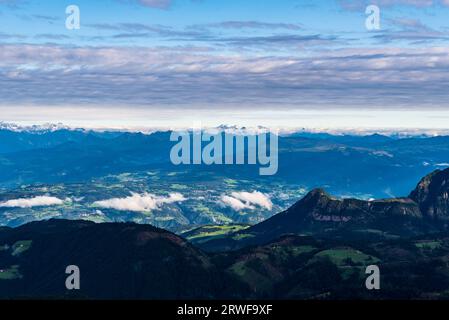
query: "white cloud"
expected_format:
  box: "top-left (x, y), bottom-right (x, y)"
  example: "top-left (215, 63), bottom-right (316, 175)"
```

top-left (138, 0), bottom-right (172, 8)
top-left (221, 191), bottom-right (273, 211)
top-left (221, 195), bottom-right (251, 211)
top-left (0, 196), bottom-right (65, 208)
top-left (436, 163), bottom-right (449, 167)
top-left (93, 192), bottom-right (186, 212)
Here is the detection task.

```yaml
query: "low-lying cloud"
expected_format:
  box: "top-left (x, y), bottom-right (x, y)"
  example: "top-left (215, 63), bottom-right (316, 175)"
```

top-left (221, 191), bottom-right (273, 211)
top-left (93, 192), bottom-right (186, 212)
top-left (0, 196), bottom-right (65, 208)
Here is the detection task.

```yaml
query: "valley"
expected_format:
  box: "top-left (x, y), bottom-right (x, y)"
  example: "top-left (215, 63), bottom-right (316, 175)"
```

top-left (1, 126), bottom-right (449, 232)
top-left (1, 168), bottom-right (449, 299)
top-left (1, 126), bottom-right (449, 299)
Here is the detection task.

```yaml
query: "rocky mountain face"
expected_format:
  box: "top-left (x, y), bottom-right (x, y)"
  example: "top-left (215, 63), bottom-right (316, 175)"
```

top-left (251, 188), bottom-right (422, 232)
top-left (258, 168), bottom-right (449, 231)
top-left (410, 168), bottom-right (449, 220)
top-left (201, 169), bottom-right (449, 251)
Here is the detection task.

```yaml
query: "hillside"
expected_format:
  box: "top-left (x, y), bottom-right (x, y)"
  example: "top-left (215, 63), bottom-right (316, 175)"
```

top-left (2, 219), bottom-right (449, 299)
top-left (0, 219), bottom-right (243, 299)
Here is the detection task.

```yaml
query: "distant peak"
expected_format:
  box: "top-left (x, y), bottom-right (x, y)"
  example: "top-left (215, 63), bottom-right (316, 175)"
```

top-left (0, 122), bottom-right (74, 133)
top-left (412, 168), bottom-right (449, 194)
top-left (300, 188), bottom-right (334, 205)
top-left (410, 167), bottom-right (449, 219)
top-left (307, 188), bottom-right (329, 197)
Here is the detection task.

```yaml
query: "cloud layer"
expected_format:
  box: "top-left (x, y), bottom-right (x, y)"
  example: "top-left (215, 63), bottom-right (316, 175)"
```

top-left (1, 0), bottom-right (449, 114)
top-left (1, 44), bottom-right (449, 109)
top-left (221, 191), bottom-right (273, 211)
top-left (93, 192), bottom-right (186, 212)
top-left (0, 196), bottom-right (64, 208)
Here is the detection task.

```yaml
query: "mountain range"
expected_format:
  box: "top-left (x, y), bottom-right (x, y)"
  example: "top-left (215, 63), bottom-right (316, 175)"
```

top-left (2, 126), bottom-right (449, 230)
top-left (1, 126), bottom-right (449, 197)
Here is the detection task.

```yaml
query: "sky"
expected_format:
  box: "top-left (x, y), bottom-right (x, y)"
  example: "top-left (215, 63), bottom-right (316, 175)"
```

top-left (1, 0), bottom-right (449, 129)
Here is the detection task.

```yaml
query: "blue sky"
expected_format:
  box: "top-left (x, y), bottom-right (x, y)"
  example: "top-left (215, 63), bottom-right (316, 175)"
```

top-left (1, 0), bottom-right (449, 128)
top-left (2, 0), bottom-right (445, 48)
